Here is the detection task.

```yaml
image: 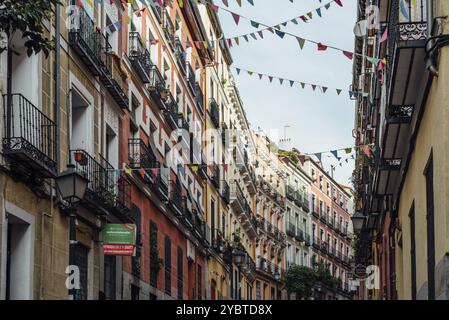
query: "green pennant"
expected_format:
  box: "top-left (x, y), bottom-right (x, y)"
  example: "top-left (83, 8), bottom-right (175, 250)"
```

top-left (336, 89), bottom-right (342, 95)
top-left (250, 20), bottom-right (259, 28)
top-left (178, 0), bottom-right (183, 8)
top-left (300, 82), bottom-right (305, 89)
top-left (236, 0), bottom-right (242, 6)
top-left (291, 18), bottom-right (298, 25)
top-left (243, 35), bottom-right (249, 42)
top-left (296, 37), bottom-right (305, 50)
top-left (247, 71), bottom-right (253, 75)
top-left (274, 25), bottom-right (281, 30)
top-left (234, 37), bottom-right (239, 45)
top-left (306, 12), bottom-right (313, 19)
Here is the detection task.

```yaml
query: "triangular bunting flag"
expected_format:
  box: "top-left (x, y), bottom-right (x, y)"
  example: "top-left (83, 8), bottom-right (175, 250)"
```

top-left (296, 37), bottom-right (306, 50)
top-left (231, 13), bottom-right (240, 25)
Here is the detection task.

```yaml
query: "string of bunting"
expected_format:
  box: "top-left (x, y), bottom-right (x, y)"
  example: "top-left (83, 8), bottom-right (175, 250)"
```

top-left (234, 65), bottom-right (368, 98)
top-left (199, 0), bottom-right (385, 66)
top-left (299, 143), bottom-right (374, 165)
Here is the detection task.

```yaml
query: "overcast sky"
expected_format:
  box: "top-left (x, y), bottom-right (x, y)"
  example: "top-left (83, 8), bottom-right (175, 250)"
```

top-left (215, 0), bottom-right (357, 185)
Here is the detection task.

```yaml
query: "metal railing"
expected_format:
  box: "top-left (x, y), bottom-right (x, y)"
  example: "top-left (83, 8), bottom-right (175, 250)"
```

top-left (209, 98), bottom-right (220, 128)
top-left (129, 31), bottom-right (153, 83)
top-left (128, 138), bottom-right (158, 182)
top-left (220, 180), bottom-right (230, 204)
top-left (2, 94), bottom-right (57, 175)
top-left (185, 62), bottom-right (196, 95)
top-left (169, 180), bottom-right (183, 214)
top-left (195, 83), bottom-right (204, 114)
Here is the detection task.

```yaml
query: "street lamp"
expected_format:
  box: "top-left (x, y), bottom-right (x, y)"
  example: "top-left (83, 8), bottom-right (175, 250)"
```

top-left (351, 212), bottom-right (366, 234)
top-left (55, 164), bottom-right (88, 300)
top-left (232, 247), bottom-right (245, 266)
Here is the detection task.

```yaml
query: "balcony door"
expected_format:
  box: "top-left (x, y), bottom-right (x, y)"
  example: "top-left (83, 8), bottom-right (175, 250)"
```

top-left (3, 205), bottom-right (34, 300)
top-left (70, 87), bottom-right (92, 154)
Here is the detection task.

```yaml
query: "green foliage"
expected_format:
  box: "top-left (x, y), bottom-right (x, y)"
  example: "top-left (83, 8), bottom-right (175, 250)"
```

top-left (283, 265), bottom-right (317, 300)
top-left (284, 262), bottom-right (342, 299)
top-left (278, 149), bottom-right (299, 165)
top-left (0, 0), bottom-right (61, 57)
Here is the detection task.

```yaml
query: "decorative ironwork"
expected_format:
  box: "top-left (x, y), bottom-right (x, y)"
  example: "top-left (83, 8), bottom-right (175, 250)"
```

top-left (129, 31), bottom-right (153, 83)
top-left (2, 94), bottom-right (57, 177)
top-left (209, 98), bottom-right (220, 128)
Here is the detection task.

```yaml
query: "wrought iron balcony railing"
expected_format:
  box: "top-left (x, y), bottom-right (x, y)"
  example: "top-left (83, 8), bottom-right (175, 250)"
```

top-left (150, 1), bottom-right (163, 23)
top-left (182, 196), bottom-right (194, 227)
top-left (287, 222), bottom-right (296, 237)
top-left (163, 11), bottom-right (175, 50)
top-left (211, 228), bottom-right (224, 252)
top-left (169, 179), bottom-right (183, 216)
top-left (174, 37), bottom-right (186, 75)
top-left (230, 181), bottom-right (246, 214)
top-left (185, 62), bottom-right (196, 95)
top-left (68, 8), bottom-right (103, 76)
top-left (147, 65), bottom-right (167, 110)
top-left (210, 163), bottom-right (220, 188)
top-left (70, 150), bottom-right (117, 213)
top-left (286, 185), bottom-right (296, 201)
top-left (128, 138), bottom-right (158, 184)
top-left (152, 166), bottom-right (169, 202)
top-left (209, 98), bottom-right (220, 128)
top-left (129, 31), bottom-right (153, 84)
top-left (2, 94), bottom-right (57, 177)
top-left (163, 92), bottom-right (180, 130)
top-left (220, 180), bottom-right (230, 205)
top-left (195, 82), bottom-right (204, 115)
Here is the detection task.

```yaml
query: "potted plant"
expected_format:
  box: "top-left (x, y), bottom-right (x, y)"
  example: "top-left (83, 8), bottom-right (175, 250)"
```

top-left (74, 150), bottom-right (87, 166)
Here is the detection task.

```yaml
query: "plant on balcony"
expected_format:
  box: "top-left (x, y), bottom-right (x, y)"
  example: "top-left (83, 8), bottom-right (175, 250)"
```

top-left (232, 228), bottom-right (241, 244)
top-left (99, 187), bottom-right (116, 208)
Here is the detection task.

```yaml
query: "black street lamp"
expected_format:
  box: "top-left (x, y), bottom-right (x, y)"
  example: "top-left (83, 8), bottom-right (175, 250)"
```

top-left (351, 212), bottom-right (366, 234)
top-left (55, 164), bottom-right (88, 300)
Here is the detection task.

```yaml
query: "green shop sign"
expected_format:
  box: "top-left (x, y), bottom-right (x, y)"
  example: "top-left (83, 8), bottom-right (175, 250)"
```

top-left (103, 224), bottom-right (136, 245)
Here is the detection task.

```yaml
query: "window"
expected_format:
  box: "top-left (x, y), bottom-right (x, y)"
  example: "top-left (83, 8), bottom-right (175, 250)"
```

top-left (104, 255), bottom-right (116, 300)
top-left (256, 281), bottom-right (261, 300)
top-left (150, 221), bottom-right (159, 288)
top-left (197, 264), bottom-right (202, 300)
top-left (424, 153), bottom-right (435, 300)
top-left (75, 244), bottom-right (89, 300)
top-left (131, 206), bottom-right (142, 278)
top-left (165, 236), bottom-right (171, 295)
top-left (177, 247), bottom-right (183, 300)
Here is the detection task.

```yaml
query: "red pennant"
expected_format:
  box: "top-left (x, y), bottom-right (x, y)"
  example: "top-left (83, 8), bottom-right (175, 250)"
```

top-left (268, 76), bottom-right (273, 83)
top-left (227, 38), bottom-right (233, 47)
top-left (222, 0), bottom-right (229, 7)
top-left (334, 0), bottom-right (343, 7)
top-left (258, 31), bottom-right (264, 38)
top-left (343, 51), bottom-right (354, 60)
top-left (223, 164), bottom-right (228, 172)
top-left (231, 13), bottom-right (240, 25)
top-left (299, 16), bottom-right (308, 22)
top-left (363, 145), bottom-right (371, 157)
top-left (209, 3), bottom-right (219, 12)
top-left (299, 155), bottom-right (305, 166)
top-left (317, 43), bottom-right (328, 51)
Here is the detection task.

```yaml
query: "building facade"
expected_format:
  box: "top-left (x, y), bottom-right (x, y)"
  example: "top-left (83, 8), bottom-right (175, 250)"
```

top-left (300, 157), bottom-right (353, 299)
top-left (353, 0), bottom-right (449, 300)
top-left (0, 0), bottom-right (355, 300)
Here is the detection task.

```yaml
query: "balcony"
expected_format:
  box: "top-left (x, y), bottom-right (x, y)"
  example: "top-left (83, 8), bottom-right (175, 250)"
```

top-left (169, 179), bottom-right (183, 217)
top-left (112, 175), bottom-right (132, 220)
top-left (295, 229), bottom-right (305, 242)
top-left (163, 92), bottom-right (180, 130)
top-left (209, 98), bottom-right (220, 128)
top-left (195, 83), bottom-right (204, 115)
top-left (302, 194), bottom-right (310, 212)
top-left (320, 212), bottom-right (326, 224)
top-left (163, 12), bottom-right (175, 50)
top-left (286, 186), bottom-right (296, 202)
top-left (230, 181), bottom-right (246, 215)
top-left (177, 113), bottom-right (189, 132)
top-left (182, 196), bottom-right (194, 228)
top-left (209, 163), bottom-right (220, 188)
top-left (211, 228), bottom-right (225, 253)
top-left (70, 150), bottom-right (118, 215)
top-left (234, 245), bottom-right (256, 282)
top-left (68, 8), bottom-right (103, 77)
top-left (312, 204), bottom-right (319, 219)
top-left (377, 0), bottom-right (428, 196)
top-left (2, 94), bottom-right (57, 178)
top-left (128, 138), bottom-right (158, 184)
top-left (174, 37), bottom-right (186, 75)
top-left (150, 1), bottom-right (163, 23)
top-left (320, 241), bottom-right (328, 254)
top-left (220, 180), bottom-right (230, 205)
top-left (129, 32), bottom-right (153, 84)
top-left (304, 234), bottom-right (311, 246)
top-left (152, 166), bottom-right (169, 202)
top-left (69, 8), bottom-right (128, 108)
top-left (185, 62), bottom-right (196, 96)
top-left (327, 217), bottom-right (334, 228)
top-left (147, 66), bottom-right (167, 111)
top-left (194, 214), bottom-right (206, 241)
top-left (287, 222), bottom-right (296, 237)
top-left (312, 237), bottom-right (320, 250)
top-left (256, 257), bottom-right (281, 281)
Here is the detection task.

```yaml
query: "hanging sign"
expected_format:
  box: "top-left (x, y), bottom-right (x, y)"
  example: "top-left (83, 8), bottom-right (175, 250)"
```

top-left (103, 224), bottom-right (136, 255)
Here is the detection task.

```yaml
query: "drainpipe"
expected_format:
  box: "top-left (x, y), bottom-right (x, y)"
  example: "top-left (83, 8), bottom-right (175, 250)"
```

top-left (55, 2), bottom-right (61, 171)
top-left (6, 42), bottom-right (12, 140)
